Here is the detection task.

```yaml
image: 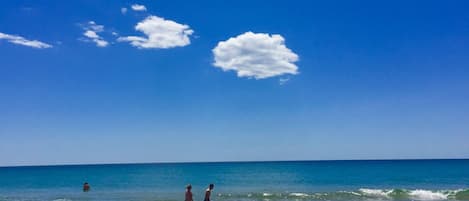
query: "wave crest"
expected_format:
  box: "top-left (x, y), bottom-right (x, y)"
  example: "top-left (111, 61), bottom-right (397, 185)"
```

top-left (216, 189), bottom-right (469, 201)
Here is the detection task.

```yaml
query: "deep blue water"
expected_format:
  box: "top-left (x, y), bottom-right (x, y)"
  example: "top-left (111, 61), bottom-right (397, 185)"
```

top-left (1, 160), bottom-right (469, 201)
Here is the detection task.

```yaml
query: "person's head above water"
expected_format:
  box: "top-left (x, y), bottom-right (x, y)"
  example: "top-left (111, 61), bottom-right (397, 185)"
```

top-left (186, 184), bottom-right (192, 190)
top-left (209, 184), bottom-right (214, 190)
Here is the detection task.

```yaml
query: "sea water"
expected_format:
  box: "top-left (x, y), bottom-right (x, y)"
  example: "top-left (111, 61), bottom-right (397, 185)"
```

top-left (1, 160), bottom-right (469, 201)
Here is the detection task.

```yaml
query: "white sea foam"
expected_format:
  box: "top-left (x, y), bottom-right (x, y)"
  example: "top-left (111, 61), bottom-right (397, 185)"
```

top-left (357, 188), bottom-right (463, 200)
top-left (263, 193), bottom-right (272, 196)
top-left (340, 190), bottom-right (362, 196)
top-left (359, 188), bottom-right (392, 198)
top-left (289, 193), bottom-right (309, 197)
top-left (409, 190), bottom-right (448, 200)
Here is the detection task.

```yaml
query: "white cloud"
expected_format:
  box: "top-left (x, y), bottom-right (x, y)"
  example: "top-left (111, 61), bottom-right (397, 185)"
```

top-left (279, 77), bottom-right (290, 85)
top-left (84, 30), bottom-right (99, 39)
top-left (81, 21), bottom-right (109, 47)
top-left (87, 21), bottom-right (104, 32)
top-left (212, 32), bottom-right (299, 79)
top-left (94, 39), bottom-right (109, 47)
top-left (121, 7), bottom-right (128, 14)
top-left (118, 15), bottom-right (193, 49)
top-left (131, 4), bottom-right (147, 11)
top-left (0, 32), bottom-right (52, 49)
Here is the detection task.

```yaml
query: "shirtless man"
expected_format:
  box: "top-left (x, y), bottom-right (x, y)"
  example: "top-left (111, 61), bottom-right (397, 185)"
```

top-left (204, 184), bottom-right (214, 201)
top-left (185, 184), bottom-right (193, 201)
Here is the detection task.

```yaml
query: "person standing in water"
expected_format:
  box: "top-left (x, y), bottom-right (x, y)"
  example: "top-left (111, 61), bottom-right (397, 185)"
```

top-left (83, 182), bottom-right (90, 192)
top-left (185, 184), bottom-right (193, 201)
top-left (204, 184), bottom-right (214, 201)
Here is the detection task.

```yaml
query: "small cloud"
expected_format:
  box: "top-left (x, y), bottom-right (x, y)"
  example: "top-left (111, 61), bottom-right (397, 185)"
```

top-left (87, 21), bottom-right (104, 32)
top-left (83, 30), bottom-right (108, 47)
top-left (80, 21), bottom-right (109, 47)
top-left (131, 4), bottom-right (147, 11)
top-left (111, 32), bottom-right (119, 36)
top-left (21, 7), bottom-right (34, 12)
top-left (118, 15), bottom-right (193, 49)
top-left (279, 77), bottom-right (290, 85)
top-left (94, 39), bottom-right (109, 47)
top-left (212, 32), bottom-right (299, 79)
top-left (84, 30), bottom-right (99, 39)
top-left (0, 32), bottom-right (52, 48)
top-left (121, 7), bottom-right (128, 15)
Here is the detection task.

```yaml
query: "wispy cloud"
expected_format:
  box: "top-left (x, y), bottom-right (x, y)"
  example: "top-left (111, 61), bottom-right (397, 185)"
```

top-left (0, 32), bottom-right (52, 49)
top-left (279, 77), bottom-right (290, 85)
top-left (212, 32), bottom-right (299, 79)
top-left (121, 7), bottom-right (128, 15)
top-left (118, 15), bottom-right (193, 49)
top-left (80, 21), bottom-right (109, 47)
top-left (87, 21), bottom-right (104, 32)
top-left (131, 4), bottom-right (147, 11)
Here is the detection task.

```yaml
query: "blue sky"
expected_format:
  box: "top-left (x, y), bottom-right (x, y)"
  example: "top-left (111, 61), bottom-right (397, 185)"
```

top-left (1, 0), bottom-right (469, 166)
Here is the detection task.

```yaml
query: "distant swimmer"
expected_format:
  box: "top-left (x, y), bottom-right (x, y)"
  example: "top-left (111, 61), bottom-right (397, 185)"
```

top-left (83, 182), bottom-right (90, 192)
top-left (185, 184), bottom-right (193, 201)
top-left (204, 184), bottom-right (214, 201)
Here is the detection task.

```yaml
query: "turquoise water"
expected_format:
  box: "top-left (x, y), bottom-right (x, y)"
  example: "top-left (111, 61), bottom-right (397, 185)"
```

top-left (1, 160), bottom-right (469, 201)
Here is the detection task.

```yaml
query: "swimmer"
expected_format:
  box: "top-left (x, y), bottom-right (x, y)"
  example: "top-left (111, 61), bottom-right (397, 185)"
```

top-left (204, 184), bottom-right (214, 201)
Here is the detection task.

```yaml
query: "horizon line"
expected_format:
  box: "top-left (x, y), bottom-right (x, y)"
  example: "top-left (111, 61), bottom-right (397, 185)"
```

top-left (1, 157), bottom-right (468, 168)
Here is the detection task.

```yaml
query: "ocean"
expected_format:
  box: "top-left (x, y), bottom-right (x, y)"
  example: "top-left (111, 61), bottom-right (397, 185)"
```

top-left (1, 160), bottom-right (468, 201)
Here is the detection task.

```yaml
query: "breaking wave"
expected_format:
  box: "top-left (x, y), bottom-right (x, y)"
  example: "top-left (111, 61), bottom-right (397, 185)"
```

top-left (216, 189), bottom-right (469, 201)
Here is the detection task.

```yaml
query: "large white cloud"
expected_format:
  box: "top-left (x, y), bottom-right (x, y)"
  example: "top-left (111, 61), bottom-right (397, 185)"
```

top-left (212, 32), bottom-right (299, 79)
top-left (131, 4), bottom-right (147, 11)
top-left (118, 15), bottom-right (193, 49)
top-left (0, 32), bottom-right (52, 49)
top-left (81, 21), bottom-right (109, 47)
